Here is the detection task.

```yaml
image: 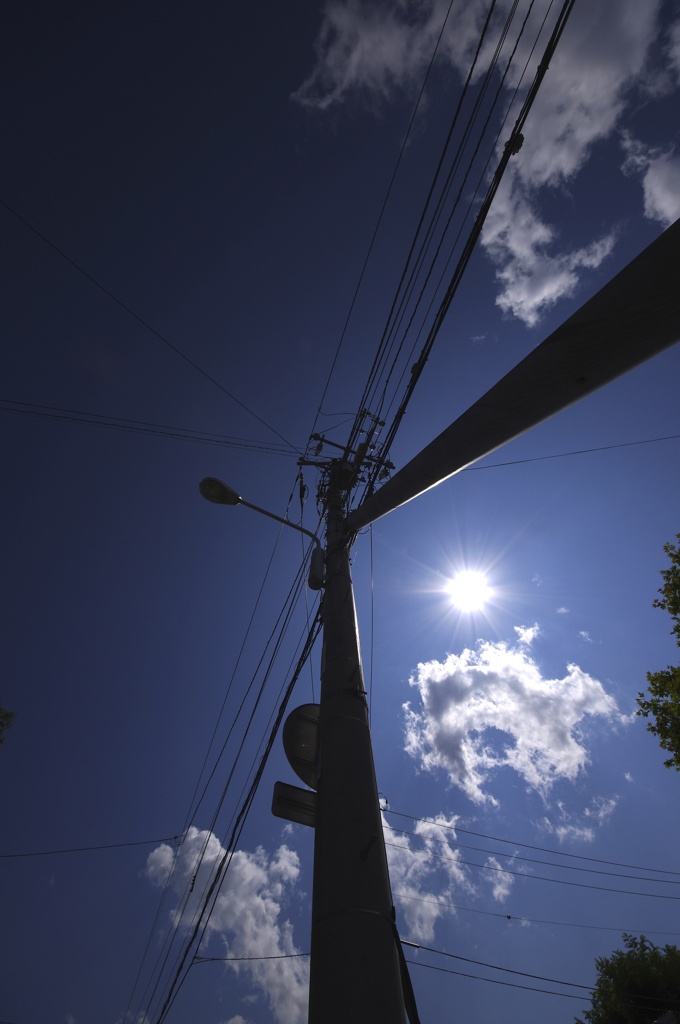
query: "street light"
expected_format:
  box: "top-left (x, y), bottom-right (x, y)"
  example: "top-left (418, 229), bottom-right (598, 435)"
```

top-left (199, 470), bottom-right (407, 1022)
top-left (199, 477), bottom-right (324, 590)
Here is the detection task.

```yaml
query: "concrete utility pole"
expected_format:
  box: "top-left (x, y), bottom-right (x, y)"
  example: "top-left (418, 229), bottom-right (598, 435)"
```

top-left (307, 461), bottom-right (405, 1024)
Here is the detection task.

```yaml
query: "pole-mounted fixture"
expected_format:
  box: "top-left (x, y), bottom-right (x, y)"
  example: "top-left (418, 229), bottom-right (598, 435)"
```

top-left (199, 477), bottom-right (324, 590)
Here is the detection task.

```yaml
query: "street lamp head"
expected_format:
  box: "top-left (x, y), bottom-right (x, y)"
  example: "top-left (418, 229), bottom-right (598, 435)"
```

top-left (199, 477), bottom-right (242, 506)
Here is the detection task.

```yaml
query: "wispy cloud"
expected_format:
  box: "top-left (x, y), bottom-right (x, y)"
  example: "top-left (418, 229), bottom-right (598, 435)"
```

top-left (145, 828), bottom-right (308, 1024)
top-left (404, 628), bottom-right (623, 804)
top-left (621, 133), bottom-right (680, 227)
top-left (291, 0), bottom-right (482, 111)
top-left (540, 794), bottom-right (618, 842)
top-left (385, 812), bottom-right (472, 942)
top-left (485, 855), bottom-right (515, 902)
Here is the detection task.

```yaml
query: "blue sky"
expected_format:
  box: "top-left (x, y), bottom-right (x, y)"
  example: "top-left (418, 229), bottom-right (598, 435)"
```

top-left (2, 2), bottom-right (680, 1023)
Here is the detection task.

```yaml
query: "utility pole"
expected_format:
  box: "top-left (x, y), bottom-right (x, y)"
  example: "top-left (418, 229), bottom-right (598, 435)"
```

top-left (307, 460), bottom-right (405, 1024)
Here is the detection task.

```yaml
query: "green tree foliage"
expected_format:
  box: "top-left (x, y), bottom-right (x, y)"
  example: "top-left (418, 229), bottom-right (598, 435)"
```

top-left (0, 701), bottom-right (15, 744)
top-left (637, 535), bottom-right (680, 770)
top-left (576, 934), bottom-right (680, 1024)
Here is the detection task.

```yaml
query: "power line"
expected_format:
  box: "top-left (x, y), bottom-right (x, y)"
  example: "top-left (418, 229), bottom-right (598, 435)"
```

top-left (407, 945), bottom-right (680, 1008)
top-left (0, 399), bottom-right (299, 455)
top-left (359, 0), bottom-right (579, 498)
top-left (385, 809), bottom-right (680, 878)
top-left (385, 841), bottom-right (680, 900)
top-left (0, 197), bottom-right (299, 452)
top-left (308, 0), bottom-right (459, 447)
top-left (410, 941), bottom-right (593, 991)
top-left (0, 836), bottom-right (179, 858)
top-left (385, 823), bottom-right (680, 886)
top-left (194, 952), bottom-right (309, 964)
top-left (466, 433), bottom-right (680, 470)
top-left (405, 957), bottom-right (588, 1000)
top-left (393, 891), bottom-right (680, 938)
top-left (151, 610), bottom-right (323, 1024)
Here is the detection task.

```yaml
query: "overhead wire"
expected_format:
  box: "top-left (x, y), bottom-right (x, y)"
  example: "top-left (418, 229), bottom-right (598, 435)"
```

top-left (306, 0), bottom-right (458, 448)
top-left (360, 0), bottom-right (578, 499)
top-left (0, 197), bottom-right (299, 452)
top-left (465, 433), bottom-right (680, 470)
top-left (342, 0), bottom-right (499, 462)
top-left (371, 0), bottom-right (547, 439)
top-left (0, 398), bottom-right (298, 457)
top-left (385, 823), bottom-right (680, 886)
top-left (385, 809), bottom-right (680, 877)
top-left (406, 957), bottom-right (590, 1000)
top-left (407, 949), bottom-right (680, 1008)
top-left (135, 559), bottom-right (314, 1023)
top-left (366, 0), bottom-right (520, 430)
top-left (126, 481), bottom-right (322, 1022)
top-left (0, 836), bottom-right (179, 858)
top-left (385, 841), bottom-right (680, 901)
top-left (133, 477), bottom-right (326, 1021)
top-left (152, 610), bottom-right (323, 1024)
top-left (393, 891), bottom-right (680, 938)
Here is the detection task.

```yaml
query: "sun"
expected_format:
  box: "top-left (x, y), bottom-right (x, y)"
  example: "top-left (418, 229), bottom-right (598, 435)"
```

top-left (446, 570), bottom-right (492, 612)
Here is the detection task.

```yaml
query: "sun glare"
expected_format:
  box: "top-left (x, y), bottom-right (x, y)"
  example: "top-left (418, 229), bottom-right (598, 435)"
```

top-left (446, 570), bottom-right (492, 612)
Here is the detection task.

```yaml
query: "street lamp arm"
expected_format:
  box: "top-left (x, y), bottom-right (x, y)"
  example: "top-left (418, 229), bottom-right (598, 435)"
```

top-left (239, 497), bottom-right (322, 550)
top-left (199, 477), bottom-right (324, 589)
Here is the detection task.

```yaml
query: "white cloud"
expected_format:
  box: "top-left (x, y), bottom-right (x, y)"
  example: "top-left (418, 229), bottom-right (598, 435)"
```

top-left (485, 855), bottom-right (514, 902)
top-left (514, 623), bottom-right (539, 646)
top-left (480, 0), bottom-right (664, 322)
top-left (484, 202), bottom-right (616, 326)
top-left (404, 629), bottom-right (622, 804)
top-left (296, 0), bottom-right (671, 323)
top-left (621, 133), bottom-right (680, 227)
top-left (668, 18), bottom-right (680, 80)
top-left (624, 771), bottom-right (634, 783)
top-left (584, 795), bottom-right (618, 825)
top-left (541, 794), bottom-right (618, 842)
top-left (556, 607), bottom-right (569, 615)
top-left (145, 828), bottom-right (308, 1024)
top-left (292, 0), bottom-right (485, 111)
top-left (386, 812), bottom-right (471, 942)
top-left (540, 816), bottom-right (594, 845)
top-left (579, 631), bottom-right (593, 643)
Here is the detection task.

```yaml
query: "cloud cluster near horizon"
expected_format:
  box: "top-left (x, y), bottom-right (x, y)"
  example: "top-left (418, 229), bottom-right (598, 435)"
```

top-left (145, 828), bottom-right (308, 1024)
top-left (293, 0), bottom-right (679, 324)
top-left (404, 625), bottom-right (624, 805)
